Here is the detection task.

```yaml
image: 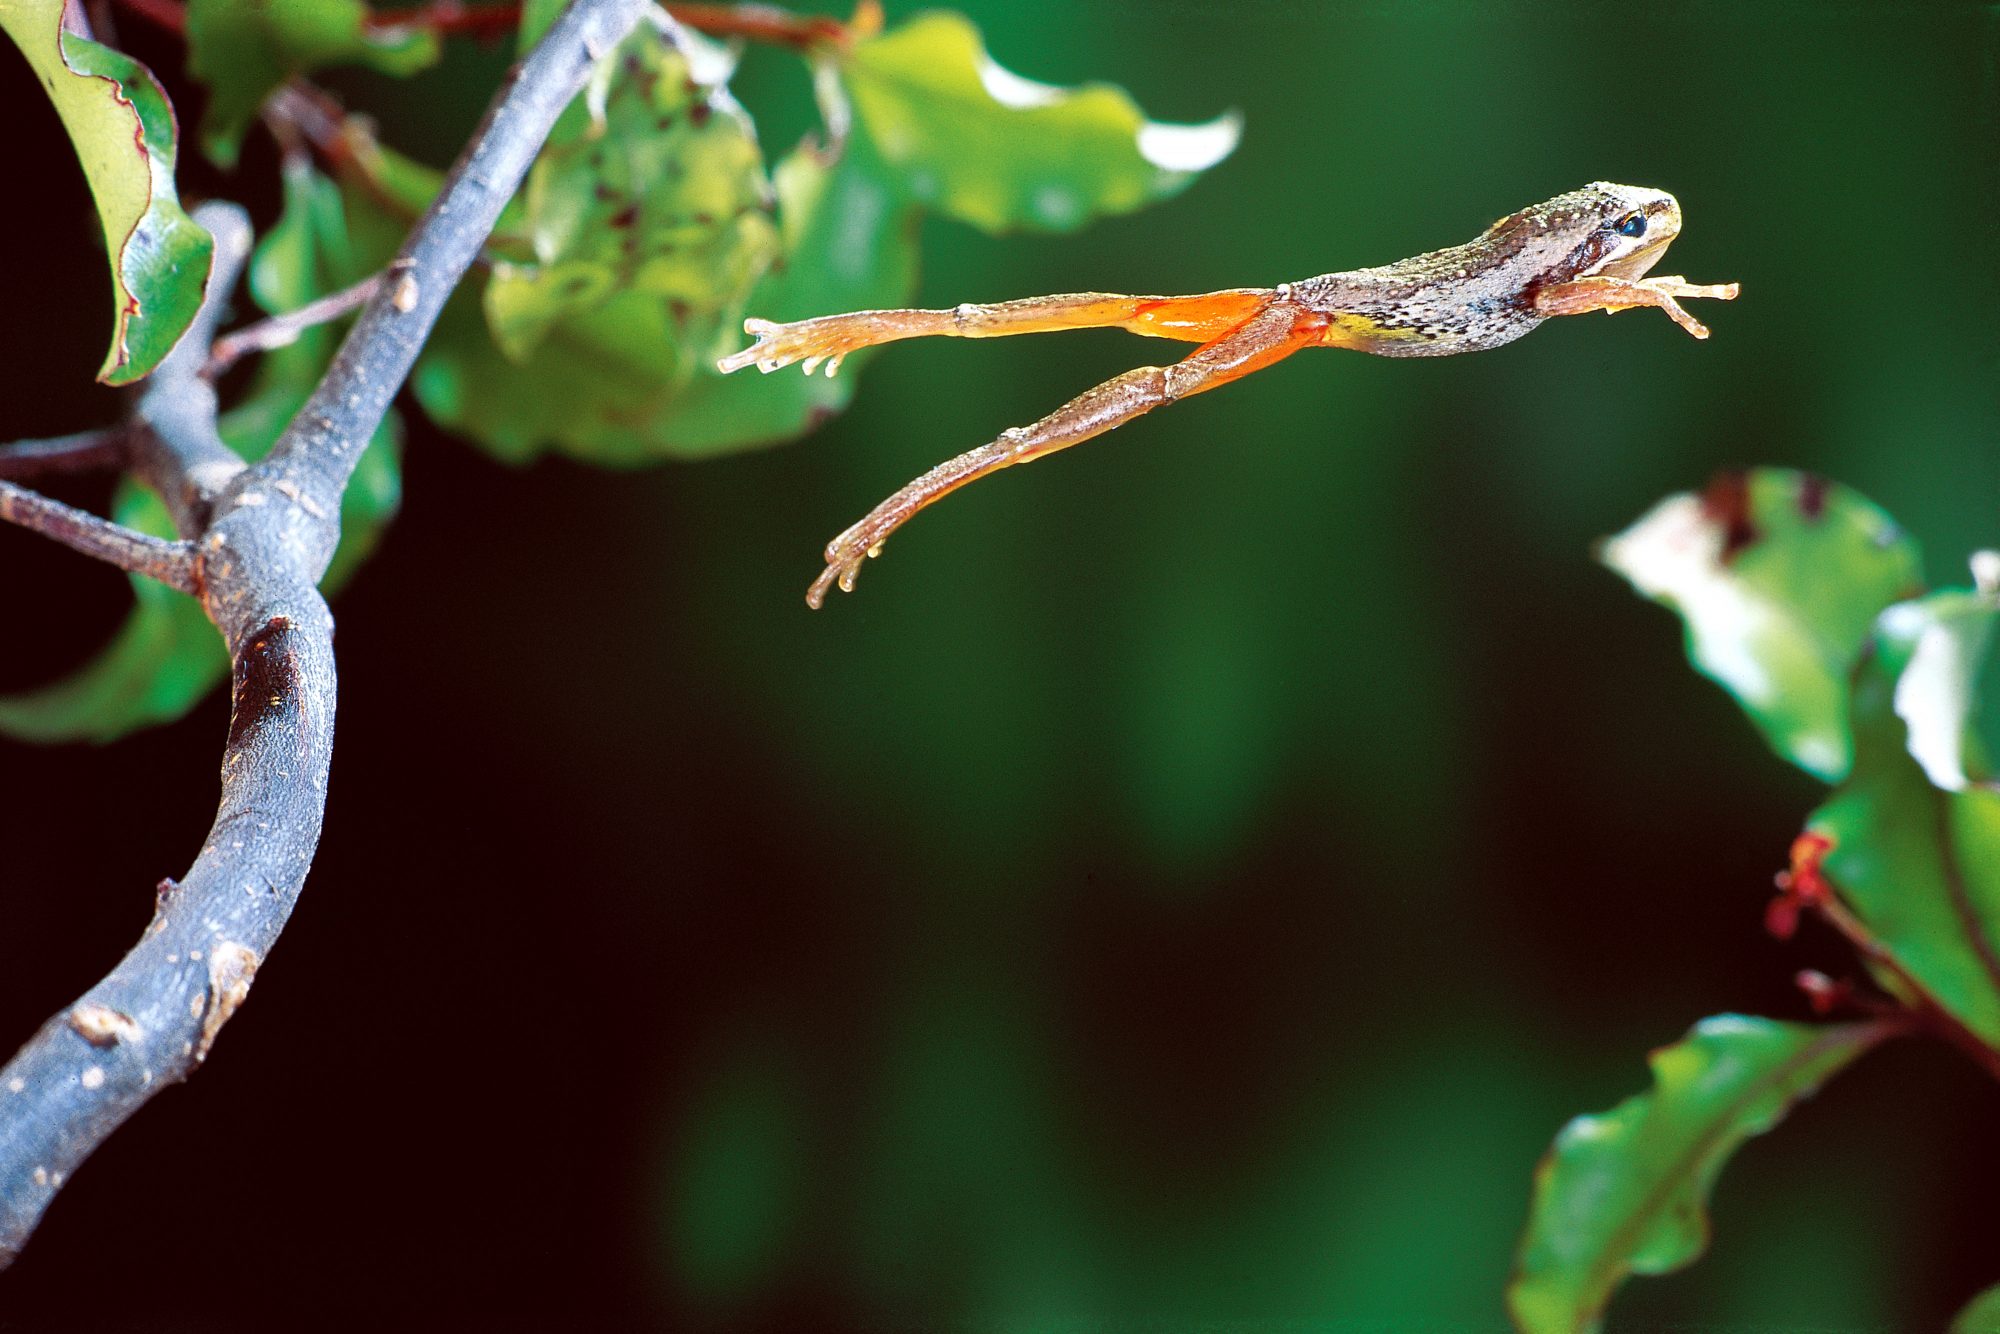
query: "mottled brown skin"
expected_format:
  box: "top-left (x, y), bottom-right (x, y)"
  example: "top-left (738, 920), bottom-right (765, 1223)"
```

top-left (716, 181), bottom-right (1740, 607)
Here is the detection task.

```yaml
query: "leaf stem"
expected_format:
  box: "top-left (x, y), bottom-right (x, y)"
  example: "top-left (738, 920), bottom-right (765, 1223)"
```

top-left (1814, 890), bottom-right (2000, 1084)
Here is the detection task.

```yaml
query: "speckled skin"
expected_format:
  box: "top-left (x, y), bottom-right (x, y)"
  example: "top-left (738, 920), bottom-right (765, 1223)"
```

top-left (715, 180), bottom-right (1726, 604)
top-left (1286, 182), bottom-right (1682, 357)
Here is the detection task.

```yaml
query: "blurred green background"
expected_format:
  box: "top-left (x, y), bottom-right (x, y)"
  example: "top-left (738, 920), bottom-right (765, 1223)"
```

top-left (3, 1), bottom-right (1998, 1327)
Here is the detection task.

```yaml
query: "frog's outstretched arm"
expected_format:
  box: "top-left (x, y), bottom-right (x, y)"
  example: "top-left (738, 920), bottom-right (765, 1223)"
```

top-left (1532, 274), bottom-right (1741, 339)
top-left (717, 288), bottom-right (1278, 376)
top-left (802, 300), bottom-right (1325, 608)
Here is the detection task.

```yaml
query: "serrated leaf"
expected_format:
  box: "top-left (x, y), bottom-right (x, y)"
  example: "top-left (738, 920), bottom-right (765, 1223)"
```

top-left (1952, 1281), bottom-right (2000, 1333)
top-left (0, 161), bottom-right (400, 744)
top-left (1509, 1016), bottom-right (1888, 1334)
top-left (1804, 603), bottom-right (2000, 1048)
top-left (185, 0), bottom-right (439, 168)
top-left (1601, 470), bottom-right (1923, 781)
top-left (0, 0), bottom-right (214, 384)
top-left (841, 10), bottom-right (1239, 233)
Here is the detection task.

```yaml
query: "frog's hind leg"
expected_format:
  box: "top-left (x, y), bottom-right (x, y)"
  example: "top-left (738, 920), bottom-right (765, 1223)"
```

top-left (718, 288), bottom-right (1276, 377)
top-left (806, 300), bottom-right (1326, 607)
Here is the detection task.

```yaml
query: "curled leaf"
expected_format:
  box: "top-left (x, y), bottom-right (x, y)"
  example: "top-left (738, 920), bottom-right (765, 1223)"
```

top-left (841, 10), bottom-right (1240, 232)
top-left (1510, 1016), bottom-right (1889, 1334)
top-left (1803, 594), bottom-right (2000, 1048)
top-left (1601, 469), bottom-right (1922, 781)
top-left (1873, 585), bottom-right (2000, 792)
top-left (0, 0), bottom-right (214, 384)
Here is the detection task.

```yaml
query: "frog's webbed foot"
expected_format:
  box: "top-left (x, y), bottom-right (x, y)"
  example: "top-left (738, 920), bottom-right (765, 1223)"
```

top-left (716, 313), bottom-right (887, 377)
top-left (1534, 274), bottom-right (1740, 339)
top-left (806, 517), bottom-right (889, 609)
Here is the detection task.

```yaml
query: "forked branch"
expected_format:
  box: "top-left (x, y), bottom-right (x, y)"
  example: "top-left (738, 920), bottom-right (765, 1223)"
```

top-left (0, 0), bottom-right (651, 1265)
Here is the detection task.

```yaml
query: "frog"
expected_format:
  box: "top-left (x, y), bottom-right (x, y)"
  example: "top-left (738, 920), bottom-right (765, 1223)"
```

top-left (716, 182), bottom-right (1740, 608)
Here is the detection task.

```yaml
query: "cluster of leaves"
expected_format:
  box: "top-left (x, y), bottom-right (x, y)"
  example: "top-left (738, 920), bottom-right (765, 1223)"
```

top-left (1508, 468), bottom-right (2000, 1332)
top-left (0, 0), bottom-right (1239, 743)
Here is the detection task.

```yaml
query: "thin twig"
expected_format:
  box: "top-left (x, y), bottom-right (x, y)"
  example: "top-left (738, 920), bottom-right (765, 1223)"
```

top-left (0, 481), bottom-right (197, 593)
top-left (205, 270), bottom-right (391, 378)
top-left (0, 0), bottom-right (652, 1267)
top-left (0, 429), bottom-right (125, 482)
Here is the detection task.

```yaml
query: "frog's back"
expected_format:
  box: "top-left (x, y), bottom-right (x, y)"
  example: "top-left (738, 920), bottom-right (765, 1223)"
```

top-left (1287, 189), bottom-right (1609, 357)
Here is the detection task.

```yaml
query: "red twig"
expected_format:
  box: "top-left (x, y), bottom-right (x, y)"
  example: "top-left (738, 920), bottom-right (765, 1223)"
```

top-left (110, 0), bottom-right (184, 35)
top-left (123, 0), bottom-right (876, 51)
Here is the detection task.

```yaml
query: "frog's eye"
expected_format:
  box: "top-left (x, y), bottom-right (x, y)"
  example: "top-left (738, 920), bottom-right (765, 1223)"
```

top-left (1614, 212), bottom-right (1648, 239)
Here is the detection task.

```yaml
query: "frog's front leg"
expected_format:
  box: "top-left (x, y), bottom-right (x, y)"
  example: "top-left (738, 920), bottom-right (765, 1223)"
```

top-left (1532, 274), bottom-right (1741, 339)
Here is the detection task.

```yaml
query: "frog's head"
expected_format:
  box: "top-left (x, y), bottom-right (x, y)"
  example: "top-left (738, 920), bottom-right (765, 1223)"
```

top-left (1489, 182), bottom-right (1683, 284)
top-left (1574, 182), bottom-right (1682, 279)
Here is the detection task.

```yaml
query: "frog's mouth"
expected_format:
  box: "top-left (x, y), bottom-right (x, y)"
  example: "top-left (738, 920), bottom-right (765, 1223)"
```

top-left (1596, 233), bottom-right (1676, 281)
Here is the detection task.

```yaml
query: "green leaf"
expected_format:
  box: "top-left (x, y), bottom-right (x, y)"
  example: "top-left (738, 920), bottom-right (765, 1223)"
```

top-left (655, 132), bottom-right (921, 455)
top-left (1509, 1016), bottom-right (1888, 1334)
top-left (1872, 583), bottom-right (2000, 792)
top-left (1804, 585), bottom-right (2000, 1048)
top-left (0, 161), bottom-right (400, 744)
top-left (1952, 1282), bottom-right (2000, 1333)
top-left (841, 10), bottom-right (1240, 233)
top-left (0, 0), bottom-right (214, 384)
top-left (0, 547), bottom-right (222, 744)
top-left (1601, 469), bottom-right (1923, 781)
top-left (185, 0), bottom-right (440, 168)
top-left (400, 6), bottom-right (1236, 461)
top-left (412, 20), bottom-right (785, 464)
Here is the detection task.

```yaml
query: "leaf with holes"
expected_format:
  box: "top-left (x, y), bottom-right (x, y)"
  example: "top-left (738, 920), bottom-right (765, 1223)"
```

top-left (412, 17), bottom-right (779, 463)
top-left (1510, 1016), bottom-right (1890, 1334)
top-left (0, 0), bottom-right (213, 384)
top-left (656, 131), bottom-right (922, 455)
top-left (1601, 470), bottom-right (1923, 781)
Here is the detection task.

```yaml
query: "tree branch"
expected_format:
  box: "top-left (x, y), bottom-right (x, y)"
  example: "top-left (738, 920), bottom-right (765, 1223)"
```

top-left (0, 429), bottom-right (125, 483)
top-left (0, 481), bottom-right (198, 593)
top-left (0, 0), bottom-right (652, 1266)
top-left (243, 0), bottom-right (649, 573)
top-left (128, 205), bottom-right (254, 537)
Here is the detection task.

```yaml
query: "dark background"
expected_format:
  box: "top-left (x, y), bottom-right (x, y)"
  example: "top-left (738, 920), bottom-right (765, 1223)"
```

top-left (4, 1), bottom-right (1998, 1328)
